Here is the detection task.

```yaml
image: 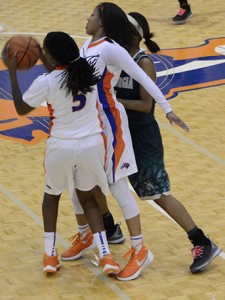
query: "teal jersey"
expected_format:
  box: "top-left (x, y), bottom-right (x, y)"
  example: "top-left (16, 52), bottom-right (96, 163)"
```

top-left (115, 51), bottom-right (156, 130)
top-left (115, 51), bottom-right (170, 199)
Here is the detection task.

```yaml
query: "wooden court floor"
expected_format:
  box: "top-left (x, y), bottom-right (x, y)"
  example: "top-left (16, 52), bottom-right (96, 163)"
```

top-left (1, 0), bottom-right (225, 299)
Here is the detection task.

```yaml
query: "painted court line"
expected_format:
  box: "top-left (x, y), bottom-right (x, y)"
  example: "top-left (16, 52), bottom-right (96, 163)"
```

top-left (128, 182), bottom-right (225, 259)
top-left (0, 31), bottom-right (87, 39)
top-left (134, 119), bottom-right (225, 258)
top-left (158, 120), bottom-right (225, 165)
top-left (1, 27), bottom-right (224, 266)
top-left (0, 182), bottom-right (131, 300)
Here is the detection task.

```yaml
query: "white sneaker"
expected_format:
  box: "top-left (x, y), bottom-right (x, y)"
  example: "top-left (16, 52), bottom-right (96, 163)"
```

top-left (0, 25), bottom-right (4, 32)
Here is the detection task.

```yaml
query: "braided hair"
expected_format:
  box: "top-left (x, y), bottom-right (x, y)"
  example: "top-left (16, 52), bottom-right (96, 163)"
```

top-left (96, 2), bottom-right (140, 51)
top-left (128, 12), bottom-right (160, 53)
top-left (43, 31), bottom-right (99, 96)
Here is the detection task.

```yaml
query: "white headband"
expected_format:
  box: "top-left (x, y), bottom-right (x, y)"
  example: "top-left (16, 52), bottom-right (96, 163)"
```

top-left (127, 14), bottom-right (143, 38)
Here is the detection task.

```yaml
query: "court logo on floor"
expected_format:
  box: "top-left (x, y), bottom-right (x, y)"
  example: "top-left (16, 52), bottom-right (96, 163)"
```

top-left (0, 37), bottom-right (225, 144)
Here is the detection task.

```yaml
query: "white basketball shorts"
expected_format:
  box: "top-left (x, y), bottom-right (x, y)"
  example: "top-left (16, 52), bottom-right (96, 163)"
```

top-left (44, 134), bottom-right (109, 199)
top-left (101, 103), bottom-right (137, 184)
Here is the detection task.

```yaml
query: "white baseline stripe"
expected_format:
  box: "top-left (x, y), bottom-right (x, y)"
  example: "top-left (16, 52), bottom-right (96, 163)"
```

top-left (156, 120), bottom-right (225, 258)
top-left (128, 168), bottom-right (225, 260)
top-left (128, 182), bottom-right (176, 224)
top-left (0, 182), bottom-right (131, 300)
top-left (157, 120), bottom-right (225, 165)
top-left (1, 26), bottom-right (224, 264)
top-left (0, 31), bottom-right (87, 39)
top-left (157, 59), bottom-right (225, 77)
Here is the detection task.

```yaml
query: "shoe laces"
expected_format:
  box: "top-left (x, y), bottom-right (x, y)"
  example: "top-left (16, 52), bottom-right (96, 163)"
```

top-left (100, 253), bottom-right (119, 267)
top-left (191, 245), bottom-right (204, 259)
top-left (102, 253), bottom-right (115, 261)
top-left (68, 233), bottom-right (82, 246)
top-left (121, 248), bottom-right (139, 271)
top-left (43, 250), bottom-right (59, 263)
top-left (177, 8), bottom-right (187, 16)
top-left (123, 247), bottom-right (135, 259)
top-left (123, 241), bottom-right (144, 259)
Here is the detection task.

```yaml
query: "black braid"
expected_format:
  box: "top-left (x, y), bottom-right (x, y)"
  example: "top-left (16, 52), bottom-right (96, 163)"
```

top-left (44, 31), bottom-right (100, 96)
top-left (60, 60), bottom-right (100, 96)
top-left (128, 12), bottom-right (160, 53)
top-left (96, 2), bottom-right (140, 51)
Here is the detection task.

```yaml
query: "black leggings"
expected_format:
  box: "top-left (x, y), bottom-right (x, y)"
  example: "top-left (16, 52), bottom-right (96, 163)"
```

top-left (178, 0), bottom-right (189, 6)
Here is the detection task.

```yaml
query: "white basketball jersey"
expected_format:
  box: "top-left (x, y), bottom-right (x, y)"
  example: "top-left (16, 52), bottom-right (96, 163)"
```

top-left (23, 67), bottom-right (102, 139)
top-left (80, 37), bottom-right (123, 115)
top-left (80, 38), bottom-right (137, 183)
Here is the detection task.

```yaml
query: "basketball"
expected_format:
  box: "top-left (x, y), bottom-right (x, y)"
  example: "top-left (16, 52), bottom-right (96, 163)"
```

top-left (3, 35), bottom-right (41, 70)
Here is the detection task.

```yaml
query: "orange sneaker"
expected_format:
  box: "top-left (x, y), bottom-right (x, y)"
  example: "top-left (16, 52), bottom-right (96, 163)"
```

top-left (43, 253), bottom-right (61, 273)
top-left (60, 229), bottom-right (96, 261)
top-left (117, 244), bottom-right (154, 281)
top-left (99, 253), bottom-right (121, 275)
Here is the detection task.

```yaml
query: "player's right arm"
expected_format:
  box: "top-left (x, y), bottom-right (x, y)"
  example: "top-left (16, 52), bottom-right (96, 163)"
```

top-left (101, 43), bottom-right (172, 114)
top-left (101, 43), bottom-right (189, 132)
top-left (2, 45), bottom-right (35, 115)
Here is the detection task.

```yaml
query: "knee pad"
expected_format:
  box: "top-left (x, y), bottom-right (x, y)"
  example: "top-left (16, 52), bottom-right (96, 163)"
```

top-left (109, 178), bottom-right (140, 219)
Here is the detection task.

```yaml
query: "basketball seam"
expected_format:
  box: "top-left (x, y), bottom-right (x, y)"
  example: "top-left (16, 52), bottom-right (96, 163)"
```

top-left (17, 37), bottom-right (32, 69)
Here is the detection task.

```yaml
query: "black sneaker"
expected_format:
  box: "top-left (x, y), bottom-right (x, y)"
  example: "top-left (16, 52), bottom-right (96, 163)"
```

top-left (107, 224), bottom-right (125, 244)
top-left (172, 5), bottom-right (193, 24)
top-left (190, 240), bottom-right (221, 273)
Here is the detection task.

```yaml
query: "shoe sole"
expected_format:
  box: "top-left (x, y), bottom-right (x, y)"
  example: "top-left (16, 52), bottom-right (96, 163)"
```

top-left (117, 250), bottom-right (154, 281)
top-left (172, 12), bottom-right (193, 25)
top-left (103, 265), bottom-right (121, 276)
top-left (43, 263), bottom-right (61, 273)
top-left (108, 236), bottom-right (125, 244)
top-left (190, 247), bottom-right (222, 274)
top-left (60, 242), bottom-right (96, 261)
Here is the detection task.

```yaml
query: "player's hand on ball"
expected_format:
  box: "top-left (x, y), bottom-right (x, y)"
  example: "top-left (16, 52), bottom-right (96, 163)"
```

top-left (2, 44), bottom-right (17, 71)
top-left (2, 35), bottom-right (41, 70)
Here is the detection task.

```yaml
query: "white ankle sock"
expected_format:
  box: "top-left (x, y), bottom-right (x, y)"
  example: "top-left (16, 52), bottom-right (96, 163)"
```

top-left (130, 234), bottom-right (143, 252)
top-left (44, 232), bottom-right (56, 256)
top-left (78, 224), bottom-right (89, 237)
top-left (93, 231), bottom-right (110, 258)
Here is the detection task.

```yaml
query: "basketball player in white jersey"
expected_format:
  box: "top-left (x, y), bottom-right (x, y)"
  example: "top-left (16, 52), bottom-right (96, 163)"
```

top-left (2, 31), bottom-right (120, 276)
top-left (61, 3), bottom-right (189, 281)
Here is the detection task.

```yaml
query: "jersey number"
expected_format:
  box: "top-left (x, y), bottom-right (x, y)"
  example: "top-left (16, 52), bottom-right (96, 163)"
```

top-left (72, 94), bottom-right (86, 112)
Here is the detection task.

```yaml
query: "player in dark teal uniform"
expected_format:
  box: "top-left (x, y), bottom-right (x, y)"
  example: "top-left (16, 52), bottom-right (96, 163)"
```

top-left (172, 0), bottom-right (193, 24)
top-left (116, 49), bottom-right (170, 199)
top-left (115, 12), bottom-right (221, 274)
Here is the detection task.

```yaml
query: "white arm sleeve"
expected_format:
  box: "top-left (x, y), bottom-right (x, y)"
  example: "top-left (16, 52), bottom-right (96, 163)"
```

top-left (101, 43), bottom-right (172, 114)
